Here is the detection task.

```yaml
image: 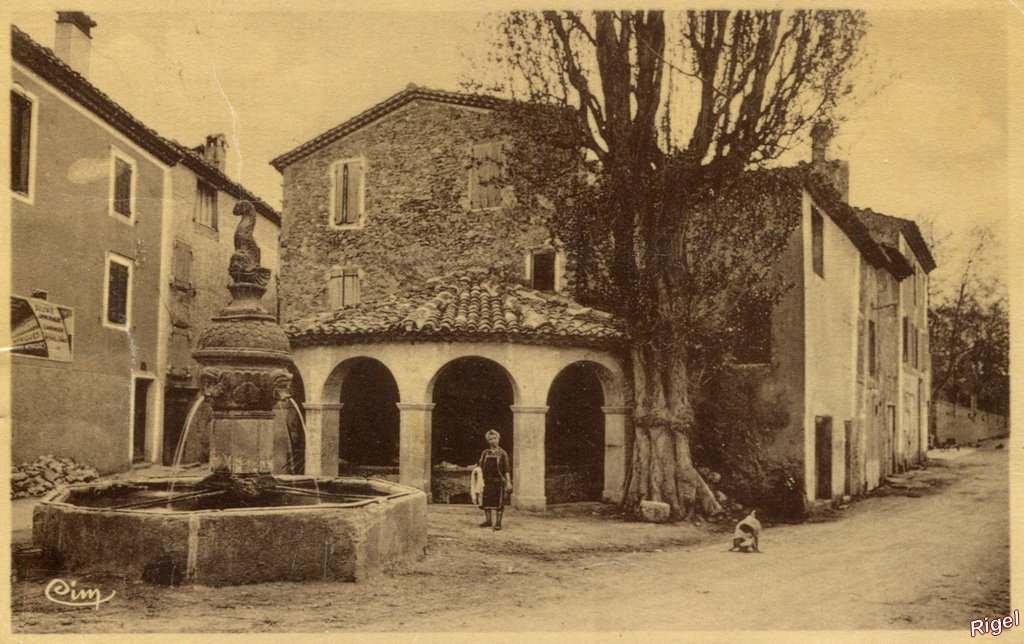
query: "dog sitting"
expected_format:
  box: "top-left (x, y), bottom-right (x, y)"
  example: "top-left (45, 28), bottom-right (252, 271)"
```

top-left (730, 510), bottom-right (762, 553)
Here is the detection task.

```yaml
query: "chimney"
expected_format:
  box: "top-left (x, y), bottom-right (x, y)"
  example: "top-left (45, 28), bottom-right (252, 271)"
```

top-left (202, 134), bottom-right (228, 173)
top-left (54, 12), bottom-right (97, 78)
top-left (810, 120), bottom-right (850, 202)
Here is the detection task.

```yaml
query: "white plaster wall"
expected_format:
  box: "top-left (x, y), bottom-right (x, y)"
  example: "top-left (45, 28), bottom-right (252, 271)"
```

top-left (898, 234), bottom-right (930, 465)
top-left (802, 191), bottom-right (861, 501)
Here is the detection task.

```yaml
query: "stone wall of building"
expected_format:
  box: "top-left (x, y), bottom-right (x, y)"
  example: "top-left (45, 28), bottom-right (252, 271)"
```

top-left (278, 99), bottom-right (561, 321)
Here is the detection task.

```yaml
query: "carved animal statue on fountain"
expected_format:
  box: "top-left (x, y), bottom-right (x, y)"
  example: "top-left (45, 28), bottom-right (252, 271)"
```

top-left (228, 200), bottom-right (272, 288)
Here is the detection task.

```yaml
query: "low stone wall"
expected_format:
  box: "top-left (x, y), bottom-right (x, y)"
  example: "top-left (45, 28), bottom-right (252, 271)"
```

top-left (933, 400), bottom-right (1008, 446)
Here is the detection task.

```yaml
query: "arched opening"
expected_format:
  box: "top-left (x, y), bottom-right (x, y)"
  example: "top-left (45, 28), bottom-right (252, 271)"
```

top-left (337, 358), bottom-right (400, 477)
top-left (546, 362), bottom-right (605, 503)
top-left (431, 357), bottom-right (514, 503)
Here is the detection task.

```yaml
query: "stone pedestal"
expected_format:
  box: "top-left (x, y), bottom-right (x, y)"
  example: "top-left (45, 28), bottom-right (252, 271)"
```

top-left (302, 403), bottom-right (342, 476)
top-left (510, 405), bottom-right (547, 511)
top-left (209, 413), bottom-right (275, 474)
top-left (397, 403), bottom-right (434, 495)
top-left (601, 405), bottom-right (631, 504)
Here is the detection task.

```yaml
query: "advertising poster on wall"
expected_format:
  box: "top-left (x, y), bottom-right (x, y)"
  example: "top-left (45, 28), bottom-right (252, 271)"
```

top-left (10, 296), bottom-right (74, 361)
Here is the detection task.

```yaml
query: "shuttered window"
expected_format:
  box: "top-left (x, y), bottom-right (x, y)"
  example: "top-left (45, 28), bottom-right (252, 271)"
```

top-left (329, 268), bottom-right (361, 308)
top-left (11, 90), bottom-right (32, 195)
top-left (469, 141), bottom-right (504, 209)
top-left (105, 254), bottom-right (132, 327)
top-left (333, 160), bottom-right (364, 226)
top-left (113, 158), bottom-right (132, 216)
top-left (194, 180), bottom-right (218, 229)
top-left (172, 239), bottom-right (193, 290)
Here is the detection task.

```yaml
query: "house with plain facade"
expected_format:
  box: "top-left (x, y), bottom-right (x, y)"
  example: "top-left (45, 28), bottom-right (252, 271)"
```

top-left (272, 86), bottom-right (631, 510)
top-left (704, 124), bottom-right (935, 512)
top-left (10, 15), bottom-right (279, 474)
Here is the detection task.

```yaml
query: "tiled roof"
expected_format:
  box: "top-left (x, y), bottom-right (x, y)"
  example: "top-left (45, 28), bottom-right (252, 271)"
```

top-left (855, 208), bottom-right (936, 273)
top-left (286, 272), bottom-right (626, 349)
top-left (12, 25), bottom-right (280, 225)
top-left (270, 84), bottom-right (511, 171)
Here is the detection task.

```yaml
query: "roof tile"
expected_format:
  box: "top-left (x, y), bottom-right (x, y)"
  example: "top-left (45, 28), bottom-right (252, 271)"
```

top-left (286, 273), bottom-right (626, 349)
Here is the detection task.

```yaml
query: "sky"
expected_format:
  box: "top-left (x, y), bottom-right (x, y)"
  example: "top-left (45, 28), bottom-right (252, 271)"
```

top-left (10, 3), bottom-right (1019, 296)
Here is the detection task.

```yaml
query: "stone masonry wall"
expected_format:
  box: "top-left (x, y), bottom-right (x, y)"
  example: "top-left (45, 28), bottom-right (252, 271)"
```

top-left (279, 99), bottom-right (560, 321)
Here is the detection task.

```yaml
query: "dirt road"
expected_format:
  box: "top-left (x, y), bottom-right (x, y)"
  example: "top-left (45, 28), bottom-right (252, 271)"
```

top-left (11, 448), bottom-right (1008, 633)
top-left (370, 448), bottom-right (1011, 632)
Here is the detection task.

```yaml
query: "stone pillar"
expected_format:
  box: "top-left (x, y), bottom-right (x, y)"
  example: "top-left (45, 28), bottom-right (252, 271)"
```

top-left (601, 405), bottom-right (631, 504)
top-left (302, 402), bottom-right (342, 476)
top-left (397, 403), bottom-right (434, 495)
top-left (510, 405), bottom-right (547, 511)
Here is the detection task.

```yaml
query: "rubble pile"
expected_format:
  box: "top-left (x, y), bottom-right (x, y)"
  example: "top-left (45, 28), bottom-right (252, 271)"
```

top-left (11, 455), bottom-right (99, 499)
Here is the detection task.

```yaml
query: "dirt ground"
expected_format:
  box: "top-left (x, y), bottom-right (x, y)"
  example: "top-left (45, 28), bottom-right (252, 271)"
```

top-left (9, 445), bottom-right (1010, 634)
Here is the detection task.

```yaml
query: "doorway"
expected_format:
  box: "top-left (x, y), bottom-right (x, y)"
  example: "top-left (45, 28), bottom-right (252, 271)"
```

top-left (815, 415), bottom-right (832, 500)
top-left (133, 378), bottom-right (152, 463)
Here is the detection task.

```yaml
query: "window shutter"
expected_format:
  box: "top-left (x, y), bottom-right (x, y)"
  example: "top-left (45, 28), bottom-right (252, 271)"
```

top-left (339, 162), bottom-right (352, 226)
top-left (471, 142), bottom-right (503, 209)
top-left (342, 268), bottom-right (360, 306)
top-left (173, 240), bottom-right (192, 288)
top-left (108, 261), bottom-right (129, 324)
top-left (11, 91), bottom-right (32, 193)
top-left (345, 162), bottom-right (363, 224)
top-left (114, 158), bottom-right (132, 215)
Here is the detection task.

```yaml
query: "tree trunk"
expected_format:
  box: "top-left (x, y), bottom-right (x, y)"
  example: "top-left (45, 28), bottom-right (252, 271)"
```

top-left (624, 341), bottom-right (724, 521)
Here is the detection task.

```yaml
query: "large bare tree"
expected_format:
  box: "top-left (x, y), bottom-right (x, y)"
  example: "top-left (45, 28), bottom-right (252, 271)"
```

top-left (485, 11), bottom-right (868, 519)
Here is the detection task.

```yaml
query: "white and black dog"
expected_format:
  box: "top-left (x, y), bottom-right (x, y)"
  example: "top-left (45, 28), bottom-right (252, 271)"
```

top-left (730, 510), bottom-right (762, 553)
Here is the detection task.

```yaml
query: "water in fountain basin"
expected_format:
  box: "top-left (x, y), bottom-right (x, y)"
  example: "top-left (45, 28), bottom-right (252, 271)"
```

top-left (285, 396), bottom-right (322, 503)
top-left (169, 394), bottom-right (206, 494)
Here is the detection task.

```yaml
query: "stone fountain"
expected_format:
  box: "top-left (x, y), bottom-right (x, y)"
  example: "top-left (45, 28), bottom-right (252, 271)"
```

top-left (33, 201), bottom-right (427, 585)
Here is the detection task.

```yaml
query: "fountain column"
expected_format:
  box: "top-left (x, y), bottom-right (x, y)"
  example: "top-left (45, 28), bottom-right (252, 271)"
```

top-left (193, 201), bottom-right (294, 486)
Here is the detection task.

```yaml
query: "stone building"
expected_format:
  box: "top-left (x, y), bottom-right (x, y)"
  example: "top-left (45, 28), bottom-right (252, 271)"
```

top-left (272, 86), bottom-right (631, 509)
top-left (9, 16), bottom-right (278, 473)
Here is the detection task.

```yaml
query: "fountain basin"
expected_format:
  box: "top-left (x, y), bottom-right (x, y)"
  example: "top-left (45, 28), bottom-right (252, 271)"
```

top-left (33, 476), bottom-right (427, 586)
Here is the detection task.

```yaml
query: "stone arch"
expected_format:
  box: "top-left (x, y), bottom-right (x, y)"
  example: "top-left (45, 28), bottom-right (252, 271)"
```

top-left (323, 356), bottom-right (401, 474)
top-left (545, 361), bottom-right (607, 503)
top-left (428, 356), bottom-right (517, 502)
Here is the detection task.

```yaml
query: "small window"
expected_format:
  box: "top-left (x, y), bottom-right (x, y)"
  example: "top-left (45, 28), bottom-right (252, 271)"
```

top-left (531, 250), bottom-right (556, 292)
top-left (11, 89), bottom-right (34, 197)
top-left (329, 268), bottom-right (360, 308)
top-left (194, 180), bottom-right (218, 229)
top-left (172, 239), bottom-right (192, 290)
top-left (110, 149), bottom-right (136, 220)
top-left (469, 141), bottom-right (504, 209)
top-left (811, 207), bottom-right (824, 277)
top-left (868, 319), bottom-right (877, 376)
top-left (104, 253), bottom-right (132, 328)
top-left (331, 159), bottom-right (365, 227)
